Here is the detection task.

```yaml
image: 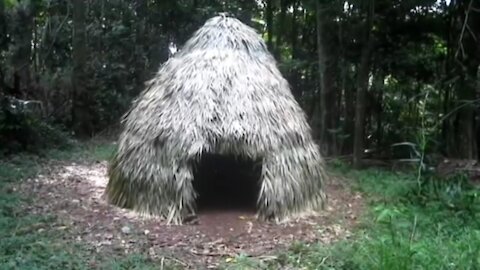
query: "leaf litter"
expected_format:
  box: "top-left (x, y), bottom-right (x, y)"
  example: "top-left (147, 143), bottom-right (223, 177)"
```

top-left (17, 160), bottom-right (364, 268)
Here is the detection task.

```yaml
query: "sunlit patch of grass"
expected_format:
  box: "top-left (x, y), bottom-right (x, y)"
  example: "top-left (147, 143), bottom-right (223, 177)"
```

top-left (86, 142), bottom-right (117, 162)
top-left (45, 141), bottom-right (117, 163)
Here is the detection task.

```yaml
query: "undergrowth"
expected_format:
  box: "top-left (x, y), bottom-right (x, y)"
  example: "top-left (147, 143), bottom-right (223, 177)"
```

top-left (2, 141), bottom-right (480, 269)
top-left (0, 100), bottom-right (73, 155)
top-left (0, 142), bottom-right (182, 269)
top-left (231, 163), bottom-right (480, 270)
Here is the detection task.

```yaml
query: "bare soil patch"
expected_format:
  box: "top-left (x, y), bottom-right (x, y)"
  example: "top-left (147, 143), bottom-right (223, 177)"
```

top-left (18, 160), bottom-right (364, 269)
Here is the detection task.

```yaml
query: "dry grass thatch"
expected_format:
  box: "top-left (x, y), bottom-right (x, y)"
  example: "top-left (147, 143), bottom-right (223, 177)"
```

top-left (105, 14), bottom-right (327, 224)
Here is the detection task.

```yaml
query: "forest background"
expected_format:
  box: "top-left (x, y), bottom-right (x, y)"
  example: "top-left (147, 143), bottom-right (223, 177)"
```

top-left (1, 0), bottom-right (479, 168)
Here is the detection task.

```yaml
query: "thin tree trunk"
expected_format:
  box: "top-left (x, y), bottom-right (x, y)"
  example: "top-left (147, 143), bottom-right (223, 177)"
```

top-left (339, 19), bottom-right (354, 155)
top-left (265, 0), bottom-right (274, 51)
top-left (453, 0), bottom-right (479, 159)
top-left (325, 55), bottom-right (339, 155)
top-left (309, 65), bottom-right (321, 130)
top-left (456, 80), bottom-right (477, 159)
top-left (343, 73), bottom-right (356, 155)
top-left (12, 4), bottom-right (34, 99)
top-left (71, 0), bottom-right (92, 137)
top-left (32, 17), bottom-right (39, 76)
top-left (239, 0), bottom-right (255, 25)
top-left (476, 65), bottom-right (480, 158)
top-left (353, 0), bottom-right (375, 168)
top-left (442, 0), bottom-right (458, 156)
top-left (0, 1), bottom-right (5, 44)
top-left (0, 0), bottom-right (7, 93)
top-left (135, 0), bottom-right (147, 89)
top-left (289, 0), bottom-right (301, 99)
top-left (328, 63), bottom-right (339, 156)
top-left (316, 1), bottom-right (338, 156)
top-left (315, 0), bottom-right (326, 150)
top-left (276, 0), bottom-right (287, 58)
top-left (375, 73), bottom-right (384, 147)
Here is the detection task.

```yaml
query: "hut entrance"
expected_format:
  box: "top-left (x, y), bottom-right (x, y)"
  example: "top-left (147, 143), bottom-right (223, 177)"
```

top-left (192, 153), bottom-right (262, 213)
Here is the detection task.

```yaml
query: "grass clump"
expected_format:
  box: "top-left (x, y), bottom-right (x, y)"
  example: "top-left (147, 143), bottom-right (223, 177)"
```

top-left (2, 141), bottom-right (480, 269)
top-left (0, 142), bottom-right (167, 269)
top-left (0, 152), bottom-right (88, 269)
top-left (228, 165), bottom-right (480, 270)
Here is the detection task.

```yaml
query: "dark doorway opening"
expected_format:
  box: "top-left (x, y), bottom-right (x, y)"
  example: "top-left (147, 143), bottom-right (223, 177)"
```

top-left (192, 153), bottom-right (262, 212)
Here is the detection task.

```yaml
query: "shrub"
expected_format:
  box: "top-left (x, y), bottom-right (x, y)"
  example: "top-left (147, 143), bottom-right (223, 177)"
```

top-left (0, 96), bottom-right (72, 155)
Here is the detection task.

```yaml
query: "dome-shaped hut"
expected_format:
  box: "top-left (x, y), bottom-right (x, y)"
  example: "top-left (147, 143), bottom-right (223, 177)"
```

top-left (105, 15), bottom-right (327, 224)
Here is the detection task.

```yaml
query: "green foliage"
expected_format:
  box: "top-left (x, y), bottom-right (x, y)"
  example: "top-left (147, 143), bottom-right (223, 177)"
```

top-left (0, 155), bottom-right (40, 183)
top-left (1, 143), bottom-right (479, 269)
top-left (0, 0), bottom-right (478, 267)
top-left (102, 254), bottom-right (183, 270)
top-left (0, 143), bottom-right (164, 269)
top-left (226, 167), bottom-right (480, 270)
top-left (85, 142), bottom-right (117, 161)
top-left (1, 0), bottom-right (477, 157)
top-left (45, 141), bottom-right (117, 162)
top-left (0, 100), bottom-right (72, 155)
top-left (0, 153), bottom-right (87, 269)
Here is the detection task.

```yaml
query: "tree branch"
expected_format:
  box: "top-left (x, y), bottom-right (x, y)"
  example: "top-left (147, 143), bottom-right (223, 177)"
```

top-left (455, 0), bottom-right (474, 60)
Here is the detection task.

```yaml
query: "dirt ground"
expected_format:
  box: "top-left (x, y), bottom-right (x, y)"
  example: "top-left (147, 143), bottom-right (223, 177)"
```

top-left (18, 160), bottom-right (364, 269)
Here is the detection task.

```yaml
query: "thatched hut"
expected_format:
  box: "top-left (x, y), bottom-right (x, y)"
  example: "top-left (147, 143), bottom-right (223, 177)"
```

top-left (105, 15), bottom-right (327, 224)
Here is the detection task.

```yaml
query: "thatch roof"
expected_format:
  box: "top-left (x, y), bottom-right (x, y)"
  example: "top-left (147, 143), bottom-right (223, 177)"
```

top-left (105, 15), bottom-right (327, 225)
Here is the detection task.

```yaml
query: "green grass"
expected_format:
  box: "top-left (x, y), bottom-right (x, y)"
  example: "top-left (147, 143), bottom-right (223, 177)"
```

top-left (3, 143), bottom-right (480, 269)
top-left (0, 141), bottom-right (177, 269)
top-left (0, 149), bottom-right (83, 269)
top-left (232, 164), bottom-right (480, 270)
top-left (44, 141), bottom-right (117, 162)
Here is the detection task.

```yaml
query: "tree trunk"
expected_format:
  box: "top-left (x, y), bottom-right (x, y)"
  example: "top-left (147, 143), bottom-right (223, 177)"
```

top-left (443, 0), bottom-right (457, 157)
top-left (453, 0), bottom-right (479, 159)
top-left (12, 4), bottom-right (34, 99)
top-left (327, 60), bottom-right (339, 156)
top-left (353, 0), bottom-right (375, 168)
top-left (0, 1), bottom-right (8, 68)
top-left (343, 70), bottom-right (355, 155)
top-left (477, 65), bottom-right (480, 159)
top-left (374, 73), bottom-right (384, 148)
top-left (315, 1), bottom-right (338, 156)
top-left (276, 0), bottom-right (287, 58)
top-left (339, 19), bottom-right (354, 155)
top-left (238, 0), bottom-right (255, 25)
top-left (135, 0), bottom-right (147, 89)
top-left (0, 1), bottom-right (7, 93)
top-left (315, 0), bottom-right (326, 145)
top-left (289, 0), bottom-right (301, 99)
top-left (265, 0), bottom-right (274, 51)
top-left (0, 1), bottom-right (5, 43)
top-left (455, 79), bottom-right (477, 159)
top-left (324, 55), bottom-right (339, 155)
top-left (309, 65), bottom-right (321, 133)
top-left (71, 0), bottom-right (92, 137)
